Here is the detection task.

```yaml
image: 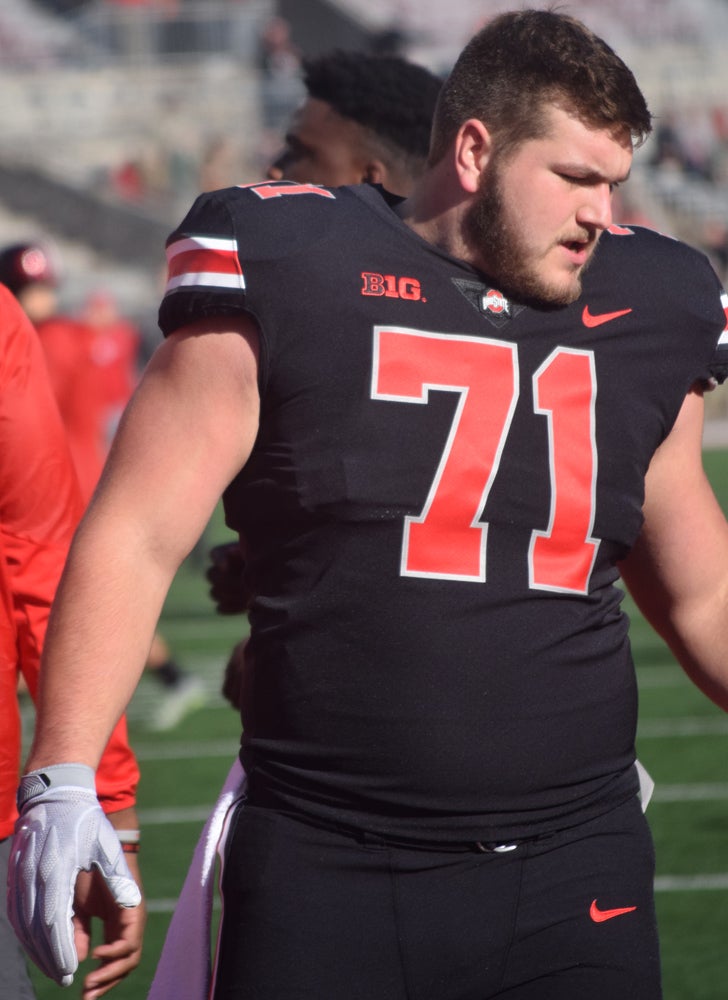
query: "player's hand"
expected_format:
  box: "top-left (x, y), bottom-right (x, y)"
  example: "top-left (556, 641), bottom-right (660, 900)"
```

top-left (74, 850), bottom-right (146, 1000)
top-left (206, 541), bottom-right (251, 614)
top-left (7, 764), bottom-right (142, 989)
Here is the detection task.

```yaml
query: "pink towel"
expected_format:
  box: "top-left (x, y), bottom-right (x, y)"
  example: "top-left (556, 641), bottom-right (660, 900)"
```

top-left (147, 758), bottom-right (247, 999)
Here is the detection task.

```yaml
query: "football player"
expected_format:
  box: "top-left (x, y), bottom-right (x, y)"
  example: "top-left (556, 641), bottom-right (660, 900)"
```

top-left (10, 10), bottom-right (728, 999)
top-left (267, 49), bottom-right (442, 190)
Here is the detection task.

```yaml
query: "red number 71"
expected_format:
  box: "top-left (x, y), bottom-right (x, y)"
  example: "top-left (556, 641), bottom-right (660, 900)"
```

top-left (371, 326), bottom-right (599, 593)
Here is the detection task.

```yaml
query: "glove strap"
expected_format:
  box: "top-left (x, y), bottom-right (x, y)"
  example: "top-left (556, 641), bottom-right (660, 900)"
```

top-left (17, 763), bottom-right (96, 810)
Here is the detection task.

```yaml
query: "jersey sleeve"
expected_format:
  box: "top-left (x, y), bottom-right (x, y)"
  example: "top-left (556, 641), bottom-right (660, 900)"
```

top-left (661, 234), bottom-right (728, 387)
top-left (606, 226), bottom-right (728, 389)
top-left (158, 189), bottom-right (249, 337)
top-left (158, 181), bottom-right (343, 341)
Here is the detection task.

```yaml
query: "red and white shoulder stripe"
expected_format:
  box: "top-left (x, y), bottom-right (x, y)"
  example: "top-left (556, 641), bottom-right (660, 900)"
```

top-left (164, 235), bottom-right (244, 295)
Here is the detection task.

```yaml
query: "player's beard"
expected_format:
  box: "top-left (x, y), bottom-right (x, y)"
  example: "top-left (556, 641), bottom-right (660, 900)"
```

top-left (464, 158), bottom-right (589, 308)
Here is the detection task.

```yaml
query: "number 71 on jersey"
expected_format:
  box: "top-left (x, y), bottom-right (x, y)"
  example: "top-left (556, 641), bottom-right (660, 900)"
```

top-left (371, 326), bottom-right (599, 594)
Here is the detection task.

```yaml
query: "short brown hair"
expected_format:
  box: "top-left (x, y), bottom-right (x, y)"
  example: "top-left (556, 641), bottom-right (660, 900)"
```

top-left (429, 8), bottom-right (652, 164)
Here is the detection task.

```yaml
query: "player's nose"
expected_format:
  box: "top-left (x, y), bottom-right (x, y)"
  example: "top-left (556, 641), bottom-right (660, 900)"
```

top-left (577, 183), bottom-right (613, 232)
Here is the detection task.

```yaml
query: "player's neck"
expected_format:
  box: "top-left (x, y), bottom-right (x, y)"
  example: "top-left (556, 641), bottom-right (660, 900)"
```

top-left (399, 163), bottom-right (478, 268)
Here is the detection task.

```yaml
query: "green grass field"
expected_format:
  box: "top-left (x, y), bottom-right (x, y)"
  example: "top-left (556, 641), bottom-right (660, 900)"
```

top-left (27, 450), bottom-right (728, 999)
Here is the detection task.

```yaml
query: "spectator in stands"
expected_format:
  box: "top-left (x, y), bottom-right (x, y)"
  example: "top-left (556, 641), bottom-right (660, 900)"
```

top-left (103, 0), bottom-right (179, 62)
top-left (256, 15), bottom-right (303, 134)
top-left (0, 283), bottom-right (143, 999)
top-left (649, 112), bottom-right (690, 173)
top-left (0, 241), bottom-right (205, 730)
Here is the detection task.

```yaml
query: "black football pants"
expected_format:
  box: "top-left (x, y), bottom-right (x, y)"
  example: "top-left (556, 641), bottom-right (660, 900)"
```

top-left (212, 794), bottom-right (661, 999)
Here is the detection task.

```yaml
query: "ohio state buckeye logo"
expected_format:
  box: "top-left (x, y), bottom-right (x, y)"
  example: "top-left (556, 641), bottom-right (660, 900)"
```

top-left (481, 289), bottom-right (509, 315)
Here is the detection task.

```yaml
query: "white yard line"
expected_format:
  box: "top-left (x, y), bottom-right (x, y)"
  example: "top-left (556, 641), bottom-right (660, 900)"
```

top-left (652, 783), bottom-right (728, 802)
top-left (639, 718), bottom-right (728, 737)
top-left (654, 874), bottom-right (728, 892)
top-left (133, 740), bottom-right (238, 761)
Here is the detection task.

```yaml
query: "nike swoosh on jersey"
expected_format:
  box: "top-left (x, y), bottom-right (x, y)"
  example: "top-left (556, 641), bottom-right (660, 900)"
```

top-left (582, 306), bottom-right (633, 328)
top-left (589, 899), bottom-right (637, 923)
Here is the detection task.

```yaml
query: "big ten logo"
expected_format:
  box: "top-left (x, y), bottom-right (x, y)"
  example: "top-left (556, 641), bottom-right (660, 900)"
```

top-left (361, 272), bottom-right (425, 302)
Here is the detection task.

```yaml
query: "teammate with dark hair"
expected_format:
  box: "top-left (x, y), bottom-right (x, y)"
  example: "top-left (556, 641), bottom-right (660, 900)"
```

top-left (9, 10), bottom-right (728, 999)
top-left (267, 49), bottom-right (442, 192)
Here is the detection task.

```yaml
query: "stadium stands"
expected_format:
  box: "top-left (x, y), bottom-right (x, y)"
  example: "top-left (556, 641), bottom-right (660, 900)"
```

top-left (2, 0), bottom-right (728, 331)
top-left (330, 0), bottom-right (728, 65)
top-left (0, 1), bottom-right (273, 320)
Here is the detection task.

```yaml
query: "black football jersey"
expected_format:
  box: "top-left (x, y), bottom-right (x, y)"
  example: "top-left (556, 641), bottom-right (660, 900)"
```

top-left (159, 181), bottom-right (728, 841)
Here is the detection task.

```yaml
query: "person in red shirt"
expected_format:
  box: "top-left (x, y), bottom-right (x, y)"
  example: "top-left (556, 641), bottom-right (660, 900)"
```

top-left (0, 244), bottom-right (136, 503)
top-left (0, 242), bottom-right (205, 731)
top-left (34, 288), bottom-right (140, 504)
top-left (0, 283), bottom-right (143, 999)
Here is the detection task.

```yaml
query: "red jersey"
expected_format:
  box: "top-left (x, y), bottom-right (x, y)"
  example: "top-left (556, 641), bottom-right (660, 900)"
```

top-left (0, 285), bottom-right (139, 839)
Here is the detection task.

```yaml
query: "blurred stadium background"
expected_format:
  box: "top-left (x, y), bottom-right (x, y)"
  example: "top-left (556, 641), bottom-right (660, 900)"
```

top-left (7, 2), bottom-right (728, 998)
top-left (4, 0), bottom-right (728, 388)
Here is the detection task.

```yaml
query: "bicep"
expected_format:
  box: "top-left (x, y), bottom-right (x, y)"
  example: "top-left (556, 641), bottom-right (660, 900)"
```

top-left (619, 388), bottom-right (728, 631)
top-left (89, 315), bottom-right (260, 570)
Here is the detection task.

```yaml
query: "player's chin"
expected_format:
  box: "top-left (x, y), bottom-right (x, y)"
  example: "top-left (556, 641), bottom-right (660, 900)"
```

top-left (552, 275), bottom-right (584, 306)
top-left (522, 271), bottom-right (583, 308)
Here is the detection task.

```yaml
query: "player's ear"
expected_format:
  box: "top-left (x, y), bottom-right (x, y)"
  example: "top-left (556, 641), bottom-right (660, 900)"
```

top-left (455, 119), bottom-right (492, 194)
top-left (363, 160), bottom-right (388, 187)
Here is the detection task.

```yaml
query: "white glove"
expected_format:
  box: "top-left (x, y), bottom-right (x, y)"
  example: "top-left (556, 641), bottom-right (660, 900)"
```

top-left (6, 763), bottom-right (142, 987)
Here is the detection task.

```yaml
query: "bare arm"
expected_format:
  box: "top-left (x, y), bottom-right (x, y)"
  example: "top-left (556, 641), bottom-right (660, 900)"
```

top-left (619, 388), bottom-right (728, 710)
top-left (26, 315), bottom-right (260, 771)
